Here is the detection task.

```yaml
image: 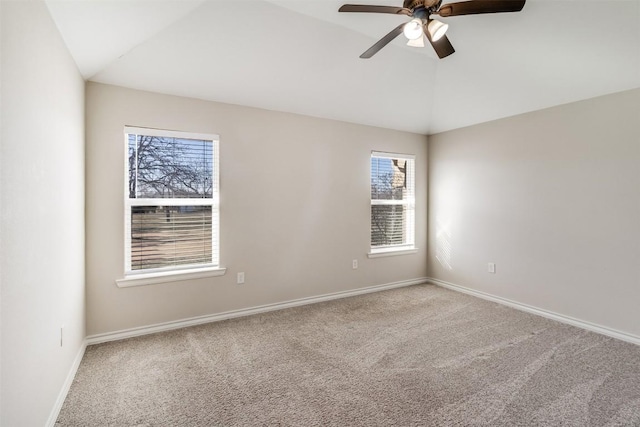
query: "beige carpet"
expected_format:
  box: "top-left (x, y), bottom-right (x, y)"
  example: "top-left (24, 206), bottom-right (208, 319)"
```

top-left (57, 284), bottom-right (640, 426)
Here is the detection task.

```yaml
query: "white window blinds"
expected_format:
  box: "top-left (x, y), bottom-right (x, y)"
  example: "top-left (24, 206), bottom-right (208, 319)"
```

top-left (370, 151), bottom-right (415, 250)
top-left (125, 127), bottom-right (219, 274)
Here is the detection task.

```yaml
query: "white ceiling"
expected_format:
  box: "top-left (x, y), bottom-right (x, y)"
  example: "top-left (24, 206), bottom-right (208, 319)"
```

top-left (45, 0), bottom-right (640, 135)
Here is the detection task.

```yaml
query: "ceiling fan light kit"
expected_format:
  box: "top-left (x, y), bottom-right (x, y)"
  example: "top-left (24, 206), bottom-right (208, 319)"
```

top-left (406, 36), bottom-right (426, 48)
top-left (339, 0), bottom-right (526, 59)
top-left (427, 19), bottom-right (448, 42)
top-left (403, 18), bottom-right (424, 40)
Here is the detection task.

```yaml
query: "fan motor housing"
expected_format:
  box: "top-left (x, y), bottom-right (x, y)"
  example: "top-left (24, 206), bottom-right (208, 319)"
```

top-left (403, 0), bottom-right (440, 10)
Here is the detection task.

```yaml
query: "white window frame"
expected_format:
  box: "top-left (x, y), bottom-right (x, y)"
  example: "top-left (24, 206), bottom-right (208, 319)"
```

top-left (117, 126), bottom-right (225, 287)
top-left (368, 151), bottom-right (417, 258)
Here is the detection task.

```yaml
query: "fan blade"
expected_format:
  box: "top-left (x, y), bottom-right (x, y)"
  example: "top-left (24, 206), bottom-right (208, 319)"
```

top-left (339, 4), bottom-right (412, 15)
top-left (438, 0), bottom-right (525, 17)
top-left (426, 32), bottom-right (455, 59)
top-left (360, 23), bottom-right (405, 59)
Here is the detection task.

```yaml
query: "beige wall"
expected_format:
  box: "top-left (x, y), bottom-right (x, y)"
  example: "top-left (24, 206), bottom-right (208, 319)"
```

top-left (428, 89), bottom-right (640, 337)
top-left (1, 1), bottom-right (86, 425)
top-left (85, 82), bottom-right (428, 336)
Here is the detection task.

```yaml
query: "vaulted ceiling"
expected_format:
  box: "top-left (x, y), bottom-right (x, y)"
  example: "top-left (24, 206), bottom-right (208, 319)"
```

top-left (45, 0), bottom-right (640, 134)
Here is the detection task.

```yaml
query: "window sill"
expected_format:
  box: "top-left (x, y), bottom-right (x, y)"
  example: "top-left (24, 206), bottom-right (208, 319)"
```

top-left (367, 247), bottom-right (418, 258)
top-left (116, 266), bottom-right (227, 288)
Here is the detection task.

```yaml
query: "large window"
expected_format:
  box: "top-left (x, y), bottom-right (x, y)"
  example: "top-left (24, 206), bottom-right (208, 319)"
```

top-left (124, 127), bottom-right (219, 275)
top-left (370, 151), bottom-right (415, 254)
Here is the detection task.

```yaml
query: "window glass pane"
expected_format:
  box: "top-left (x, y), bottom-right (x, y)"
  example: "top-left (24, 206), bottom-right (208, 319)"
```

top-left (130, 206), bottom-right (212, 271)
top-left (371, 205), bottom-right (407, 247)
top-left (128, 135), bottom-right (213, 199)
top-left (371, 157), bottom-right (407, 201)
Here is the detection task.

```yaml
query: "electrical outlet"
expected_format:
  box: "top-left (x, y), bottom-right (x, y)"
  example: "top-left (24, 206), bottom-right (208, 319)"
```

top-left (488, 263), bottom-right (496, 274)
top-left (60, 325), bottom-right (64, 347)
top-left (237, 272), bottom-right (245, 284)
top-left (352, 259), bottom-right (358, 269)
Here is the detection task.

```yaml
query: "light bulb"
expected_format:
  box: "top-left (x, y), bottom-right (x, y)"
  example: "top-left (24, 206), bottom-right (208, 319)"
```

top-left (427, 19), bottom-right (448, 42)
top-left (403, 18), bottom-right (424, 40)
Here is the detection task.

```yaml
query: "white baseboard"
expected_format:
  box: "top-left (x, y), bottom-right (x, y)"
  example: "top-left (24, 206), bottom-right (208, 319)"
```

top-left (46, 340), bottom-right (87, 427)
top-left (428, 277), bottom-right (640, 346)
top-left (87, 277), bottom-right (428, 345)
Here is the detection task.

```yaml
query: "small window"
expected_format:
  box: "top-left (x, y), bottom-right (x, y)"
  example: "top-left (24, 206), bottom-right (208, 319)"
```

top-left (370, 151), bottom-right (415, 254)
top-left (124, 127), bottom-right (219, 275)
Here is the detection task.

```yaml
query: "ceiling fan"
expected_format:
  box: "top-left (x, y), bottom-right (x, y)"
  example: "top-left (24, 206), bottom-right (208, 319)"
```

top-left (339, 0), bottom-right (526, 59)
